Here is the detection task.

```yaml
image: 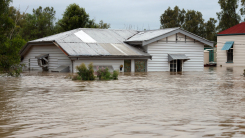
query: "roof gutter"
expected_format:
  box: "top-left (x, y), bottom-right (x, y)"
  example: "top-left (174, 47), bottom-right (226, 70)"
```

top-left (124, 41), bottom-right (143, 45)
top-left (68, 55), bottom-right (152, 60)
top-left (217, 33), bottom-right (245, 36)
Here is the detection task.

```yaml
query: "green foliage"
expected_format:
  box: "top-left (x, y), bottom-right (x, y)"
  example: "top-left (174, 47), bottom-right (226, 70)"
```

top-left (0, 36), bottom-right (26, 71)
top-left (241, 0), bottom-right (245, 16)
top-left (58, 3), bottom-right (110, 31)
top-left (20, 6), bottom-right (57, 41)
top-left (58, 3), bottom-right (90, 31)
top-left (97, 67), bottom-right (111, 80)
top-left (160, 6), bottom-right (217, 42)
top-left (8, 6), bottom-right (26, 39)
top-left (76, 63), bottom-right (95, 80)
top-left (182, 10), bottom-right (205, 38)
top-left (216, 0), bottom-right (241, 32)
top-left (0, 0), bottom-right (26, 75)
top-left (96, 67), bottom-right (119, 80)
top-left (72, 74), bottom-right (82, 80)
top-left (112, 70), bottom-right (119, 80)
top-left (6, 64), bottom-right (24, 77)
top-left (205, 18), bottom-right (217, 42)
top-left (160, 6), bottom-right (186, 29)
top-left (98, 20), bottom-right (110, 29)
top-left (0, 0), bottom-right (14, 42)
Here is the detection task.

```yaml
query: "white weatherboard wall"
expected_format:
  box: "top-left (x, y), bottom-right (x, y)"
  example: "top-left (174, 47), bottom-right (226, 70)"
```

top-left (73, 60), bottom-right (124, 73)
top-left (21, 45), bottom-right (71, 71)
top-left (217, 35), bottom-right (245, 67)
top-left (147, 33), bottom-right (204, 71)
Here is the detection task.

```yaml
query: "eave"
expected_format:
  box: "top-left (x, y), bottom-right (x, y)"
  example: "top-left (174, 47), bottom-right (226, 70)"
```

top-left (125, 28), bottom-right (214, 47)
top-left (217, 33), bottom-right (245, 36)
top-left (68, 55), bottom-right (152, 60)
top-left (19, 40), bottom-right (69, 57)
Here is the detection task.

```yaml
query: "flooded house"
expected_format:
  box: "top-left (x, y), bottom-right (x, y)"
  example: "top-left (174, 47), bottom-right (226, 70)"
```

top-left (217, 22), bottom-right (245, 67)
top-left (20, 28), bottom-right (213, 73)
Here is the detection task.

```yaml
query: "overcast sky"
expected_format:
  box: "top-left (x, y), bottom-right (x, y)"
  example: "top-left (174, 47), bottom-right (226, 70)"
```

top-left (12, 0), bottom-right (221, 30)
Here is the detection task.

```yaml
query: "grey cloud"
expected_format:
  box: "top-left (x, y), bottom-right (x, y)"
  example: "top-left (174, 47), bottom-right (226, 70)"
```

top-left (12, 0), bottom-right (221, 30)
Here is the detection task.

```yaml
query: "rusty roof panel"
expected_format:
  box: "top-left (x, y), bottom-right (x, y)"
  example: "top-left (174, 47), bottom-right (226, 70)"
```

top-left (112, 43), bottom-right (139, 55)
top-left (60, 43), bottom-right (98, 56)
top-left (99, 43), bottom-right (125, 55)
top-left (87, 43), bottom-right (111, 55)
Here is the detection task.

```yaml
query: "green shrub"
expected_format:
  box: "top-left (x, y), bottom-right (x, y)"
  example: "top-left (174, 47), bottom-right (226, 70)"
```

top-left (76, 63), bottom-right (95, 80)
top-left (0, 64), bottom-right (25, 77)
top-left (97, 67), bottom-right (110, 80)
top-left (112, 70), bottom-right (119, 80)
top-left (72, 74), bottom-right (82, 80)
top-left (96, 67), bottom-right (119, 80)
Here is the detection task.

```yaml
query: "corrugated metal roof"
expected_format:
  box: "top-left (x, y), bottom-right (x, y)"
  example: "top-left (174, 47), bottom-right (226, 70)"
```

top-left (218, 22), bottom-right (245, 35)
top-left (99, 43), bottom-right (124, 55)
top-left (31, 29), bottom-right (80, 42)
top-left (221, 41), bottom-right (234, 50)
top-left (126, 28), bottom-right (178, 42)
top-left (26, 28), bottom-right (151, 57)
top-left (125, 27), bottom-right (213, 47)
top-left (168, 54), bottom-right (190, 62)
top-left (74, 30), bottom-right (97, 43)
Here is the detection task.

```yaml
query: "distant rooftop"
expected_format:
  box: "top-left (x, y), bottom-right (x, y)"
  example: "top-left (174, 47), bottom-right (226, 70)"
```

top-left (218, 22), bottom-right (245, 35)
top-left (126, 28), bottom-right (179, 42)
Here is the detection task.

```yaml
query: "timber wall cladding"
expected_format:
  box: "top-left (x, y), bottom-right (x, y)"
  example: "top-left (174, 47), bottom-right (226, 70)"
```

top-left (147, 33), bottom-right (204, 71)
top-left (73, 60), bottom-right (124, 73)
top-left (217, 35), bottom-right (245, 67)
top-left (21, 45), bottom-right (71, 70)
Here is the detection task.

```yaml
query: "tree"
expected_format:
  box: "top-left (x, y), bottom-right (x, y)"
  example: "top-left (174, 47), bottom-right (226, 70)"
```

top-left (205, 18), bottom-right (217, 42)
top-left (8, 6), bottom-right (27, 39)
top-left (20, 6), bottom-right (56, 41)
top-left (182, 10), bottom-right (205, 37)
top-left (58, 3), bottom-right (90, 31)
top-left (98, 20), bottom-right (110, 29)
top-left (58, 3), bottom-right (110, 31)
top-left (216, 0), bottom-right (241, 32)
top-left (160, 6), bottom-right (186, 28)
top-left (0, 0), bottom-right (26, 73)
top-left (240, 0), bottom-right (245, 20)
top-left (0, 0), bottom-right (14, 42)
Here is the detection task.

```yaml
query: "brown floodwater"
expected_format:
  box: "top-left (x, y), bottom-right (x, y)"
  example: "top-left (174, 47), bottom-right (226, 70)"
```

top-left (0, 67), bottom-right (245, 138)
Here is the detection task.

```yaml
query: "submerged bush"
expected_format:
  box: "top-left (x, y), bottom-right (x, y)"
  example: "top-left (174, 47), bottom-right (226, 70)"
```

top-left (0, 64), bottom-right (25, 77)
top-left (96, 67), bottom-right (119, 80)
top-left (97, 67), bottom-right (111, 80)
top-left (72, 63), bottom-right (119, 81)
top-left (72, 74), bottom-right (82, 80)
top-left (76, 63), bottom-right (95, 80)
top-left (112, 70), bottom-right (119, 80)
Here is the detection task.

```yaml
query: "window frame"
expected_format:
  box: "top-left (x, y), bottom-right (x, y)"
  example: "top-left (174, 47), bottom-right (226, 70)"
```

top-left (227, 46), bottom-right (233, 63)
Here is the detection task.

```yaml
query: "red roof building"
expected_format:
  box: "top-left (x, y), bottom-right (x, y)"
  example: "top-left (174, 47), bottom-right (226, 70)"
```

top-left (216, 22), bottom-right (245, 67)
top-left (217, 22), bottom-right (245, 35)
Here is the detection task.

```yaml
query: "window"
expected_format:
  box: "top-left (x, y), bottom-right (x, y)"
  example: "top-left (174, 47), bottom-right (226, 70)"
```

top-left (170, 60), bottom-right (183, 72)
top-left (170, 60), bottom-right (177, 72)
top-left (38, 57), bottom-right (49, 67)
top-left (227, 47), bottom-right (233, 63)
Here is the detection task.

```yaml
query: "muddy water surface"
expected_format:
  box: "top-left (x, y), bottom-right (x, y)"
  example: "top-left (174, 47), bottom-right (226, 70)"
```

top-left (0, 67), bottom-right (245, 138)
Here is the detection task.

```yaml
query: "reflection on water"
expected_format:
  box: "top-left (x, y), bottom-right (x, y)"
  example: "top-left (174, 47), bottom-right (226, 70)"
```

top-left (0, 67), bottom-right (245, 138)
